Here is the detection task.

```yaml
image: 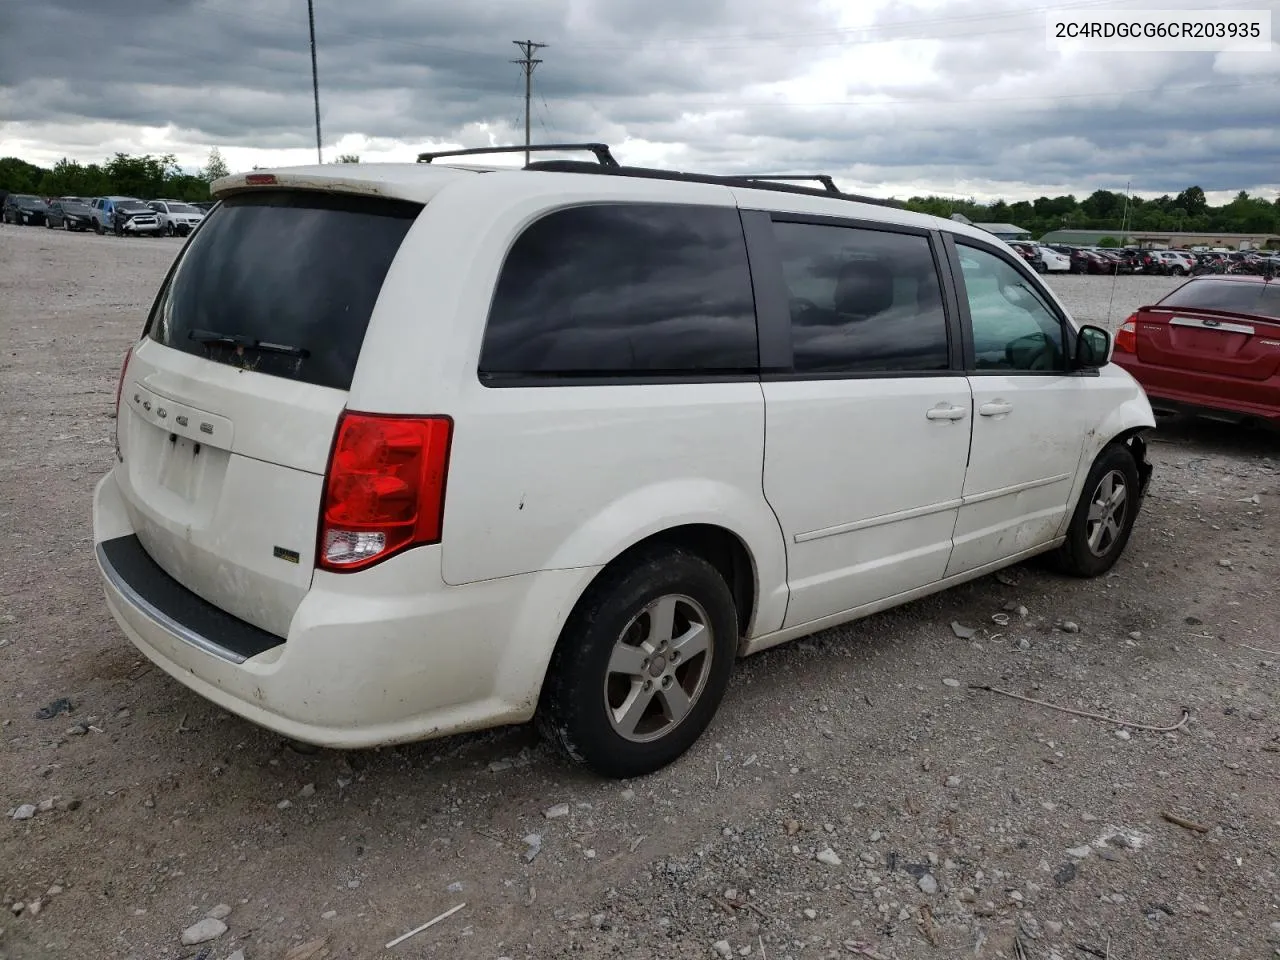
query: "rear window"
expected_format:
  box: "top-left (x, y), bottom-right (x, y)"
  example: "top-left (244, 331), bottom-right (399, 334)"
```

top-left (1158, 279), bottom-right (1280, 321)
top-left (146, 190), bottom-right (421, 390)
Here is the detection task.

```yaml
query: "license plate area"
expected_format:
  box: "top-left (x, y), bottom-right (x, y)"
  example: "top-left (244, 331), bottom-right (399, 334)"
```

top-left (158, 434), bottom-right (204, 501)
top-left (1172, 327), bottom-right (1246, 354)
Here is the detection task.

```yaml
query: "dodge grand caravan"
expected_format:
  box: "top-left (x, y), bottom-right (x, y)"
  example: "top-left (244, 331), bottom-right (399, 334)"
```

top-left (93, 144), bottom-right (1155, 778)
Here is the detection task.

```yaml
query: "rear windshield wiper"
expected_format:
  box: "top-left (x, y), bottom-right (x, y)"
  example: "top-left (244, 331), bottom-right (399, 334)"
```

top-left (188, 329), bottom-right (310, 359)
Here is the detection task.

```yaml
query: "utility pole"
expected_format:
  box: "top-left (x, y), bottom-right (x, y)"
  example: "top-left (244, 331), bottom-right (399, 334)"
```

top-left (308, 0), bottom-right (322, 163)
top-left (511, 40), bottom-right (547, 166)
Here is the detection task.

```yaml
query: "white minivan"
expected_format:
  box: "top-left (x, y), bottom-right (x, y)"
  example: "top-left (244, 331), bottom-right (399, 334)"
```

top-left (93, 145), bottom-right (1156, 778)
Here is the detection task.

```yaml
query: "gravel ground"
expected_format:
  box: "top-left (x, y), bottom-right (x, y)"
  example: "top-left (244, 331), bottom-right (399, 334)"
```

top-left (2, 226), bottom-right (1278, 960)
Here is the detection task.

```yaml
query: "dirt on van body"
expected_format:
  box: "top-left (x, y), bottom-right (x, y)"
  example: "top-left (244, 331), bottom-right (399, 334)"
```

top-left (1, 226), bottom-right (1278, 960)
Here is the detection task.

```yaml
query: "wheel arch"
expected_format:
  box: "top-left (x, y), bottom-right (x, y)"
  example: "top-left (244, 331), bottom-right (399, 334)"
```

top-left (1056, 385), bottom-right (1156, 540)
top-left (518, 522), bottom-right (760, 709)
top-left (562, 522), bottom-right (760, 645)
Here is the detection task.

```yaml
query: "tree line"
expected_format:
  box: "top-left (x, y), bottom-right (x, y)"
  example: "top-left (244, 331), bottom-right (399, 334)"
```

top-left (3, 150), bottom-right (1278, 238)
top-left (901, 186), bottom-right (1280, 238)
top-left (0, 149), bottom-right (232, 203)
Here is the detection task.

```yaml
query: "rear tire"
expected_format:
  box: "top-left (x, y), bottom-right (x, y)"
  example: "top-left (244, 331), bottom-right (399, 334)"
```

top-left (536, 545), bottom-right (738, 779)
top-left (1049, 444), bottom-right (1141, 578)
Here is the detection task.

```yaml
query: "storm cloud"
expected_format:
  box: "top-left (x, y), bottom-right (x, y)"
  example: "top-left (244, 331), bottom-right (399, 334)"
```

top-left (1, 0), bottom-right (1277, 201)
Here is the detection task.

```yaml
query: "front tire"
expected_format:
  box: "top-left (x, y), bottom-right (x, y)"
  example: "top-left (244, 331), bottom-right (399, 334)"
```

top-left (537, 545), bottom-right (738, 779)
top-left (1049, 444), bottom-right (1141, 578)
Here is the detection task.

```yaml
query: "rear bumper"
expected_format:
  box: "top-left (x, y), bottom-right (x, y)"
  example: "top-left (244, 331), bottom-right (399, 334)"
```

top-left (93, 470), bottom-right (598, 747)
top-left (1111, 355), bottom-right (1280, 427)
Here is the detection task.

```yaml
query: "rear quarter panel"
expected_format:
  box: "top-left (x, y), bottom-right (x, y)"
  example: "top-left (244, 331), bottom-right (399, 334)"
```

top-left (345, 173), bottom-right (791, 637)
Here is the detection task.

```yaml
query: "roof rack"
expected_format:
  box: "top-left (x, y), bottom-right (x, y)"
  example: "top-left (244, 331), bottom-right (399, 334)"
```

top-left (733, 174), bottom-right (841, 195)
top-left (417, 143), bottom-right (619, 167)
top-left (421, 142), bottom-right (901, 209)
top-left (524, 158), bottom-right (901, 209)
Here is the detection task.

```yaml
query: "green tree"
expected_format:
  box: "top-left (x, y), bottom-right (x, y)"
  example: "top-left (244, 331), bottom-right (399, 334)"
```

top-left (0, 157), bottom-right (45, 192)
top-left (201, 147), bottom-right (230, 182)
top-left (1081, 190), bottom-right (1123, 222)
top-left (1098, 236), bottom-right (1120, 248)
top-left (102, 153), bottom-right (177, 199)
top-left (335, 153), bottom-right (360, 163)
top-left (1175, 186), bottom-right (1207, 216)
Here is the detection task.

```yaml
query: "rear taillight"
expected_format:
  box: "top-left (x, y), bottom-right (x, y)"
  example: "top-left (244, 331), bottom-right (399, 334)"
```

top-left (318, 412), bottom-right (453, 572)
top-left (1115, 315), bottom-right (1137, 353)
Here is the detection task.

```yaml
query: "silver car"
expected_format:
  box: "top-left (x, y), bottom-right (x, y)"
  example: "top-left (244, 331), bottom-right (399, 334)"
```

top-left (148, 200), bottom-right (206, 237)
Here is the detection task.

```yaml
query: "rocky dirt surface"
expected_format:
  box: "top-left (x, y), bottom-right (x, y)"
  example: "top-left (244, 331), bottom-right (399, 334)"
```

top-left (1, 226), bottom-right (1278, 960)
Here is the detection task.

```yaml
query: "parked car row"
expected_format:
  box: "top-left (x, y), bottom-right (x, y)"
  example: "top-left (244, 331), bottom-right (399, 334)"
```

top-left (1190, 250), bottom-right (1280, 276)
top-left (0, 193), bottom-right (211, 237)
top-left (1007, 241), bottom-right (1072, 273)
top-left (1037, 244), bottom-right (1280, 278)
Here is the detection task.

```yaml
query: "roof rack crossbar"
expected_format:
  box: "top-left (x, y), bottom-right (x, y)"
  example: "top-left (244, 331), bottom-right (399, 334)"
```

top-left (417, 143), bottom-right (619, 167)
top-left (733, 174), bottom-right (840, 195)
top-left (524, 160), bottom-right (900, 208)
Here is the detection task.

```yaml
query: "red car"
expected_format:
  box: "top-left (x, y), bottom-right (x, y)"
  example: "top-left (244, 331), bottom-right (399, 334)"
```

top-left (1111, 275), bottom-right (1280, 429)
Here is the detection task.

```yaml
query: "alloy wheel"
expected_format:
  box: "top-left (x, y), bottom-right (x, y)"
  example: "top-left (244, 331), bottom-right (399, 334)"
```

top-left (604, 594), bottom-right (714, 743)
top-left (1085, 469), bottom-right (1128, 557)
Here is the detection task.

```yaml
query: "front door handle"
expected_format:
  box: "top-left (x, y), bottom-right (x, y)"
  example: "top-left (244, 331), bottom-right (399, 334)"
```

top-left (979, 400), bottom-right (1013, 417)
top-left (926, 402), bottom-right (968, 421)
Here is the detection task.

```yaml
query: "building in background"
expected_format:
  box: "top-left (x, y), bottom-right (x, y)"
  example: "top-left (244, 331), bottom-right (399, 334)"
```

top-left (973, 222), bottom-right (1032, 241)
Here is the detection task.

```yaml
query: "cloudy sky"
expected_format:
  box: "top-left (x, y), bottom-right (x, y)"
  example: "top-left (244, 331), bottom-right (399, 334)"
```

top-left (1, 0), bottom-right (1277, 202)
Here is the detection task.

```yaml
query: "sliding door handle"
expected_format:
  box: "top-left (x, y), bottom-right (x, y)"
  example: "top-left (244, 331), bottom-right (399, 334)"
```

top-left (926, 402), bottom-right (968, 421)
top-left (979, 400), bottom-right (1013, 417)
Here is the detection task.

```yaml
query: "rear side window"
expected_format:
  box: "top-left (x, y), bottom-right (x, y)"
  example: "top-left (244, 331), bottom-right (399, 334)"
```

top-left (479, 202), bottom-right (758, 380)
top-left (771, 221), bottom-right (950, 374)
top-left (1159, 278), bottom-right (1280, 321)
top-left (147, 190), bottom-right (421, 391)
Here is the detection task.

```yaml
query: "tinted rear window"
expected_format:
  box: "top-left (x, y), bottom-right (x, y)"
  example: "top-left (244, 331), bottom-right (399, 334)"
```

top-left (1159, 279), bottom-right (1280, 321)
top-left (146, 190), bottom-right (421, 390)
top-left (479, 202), bottom-right (758, 380)
top-left (772, 221), bottom-right (950, 374)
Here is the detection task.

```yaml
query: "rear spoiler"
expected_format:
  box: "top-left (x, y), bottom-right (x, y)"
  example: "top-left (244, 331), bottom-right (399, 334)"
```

top-left (210, 171), bottom-right (395, 201)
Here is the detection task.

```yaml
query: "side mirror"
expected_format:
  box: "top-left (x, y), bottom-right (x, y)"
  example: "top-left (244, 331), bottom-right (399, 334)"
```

top-left (1075, 324), bottom-right (1111, 370)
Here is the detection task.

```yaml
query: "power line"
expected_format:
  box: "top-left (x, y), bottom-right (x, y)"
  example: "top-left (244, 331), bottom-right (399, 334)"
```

top-left (536, 94), bottom-right (556, 140)
top-left (601, 0), bottom-right (1246, 51)
top-left (511, 40), bottom-right (547, 166)
top-left (567, 0), bottom-right (1125, 47)
top-left (642, 77), bottom-right (1271, 110)
top-left (540, 93), bottom-right (556, 139)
